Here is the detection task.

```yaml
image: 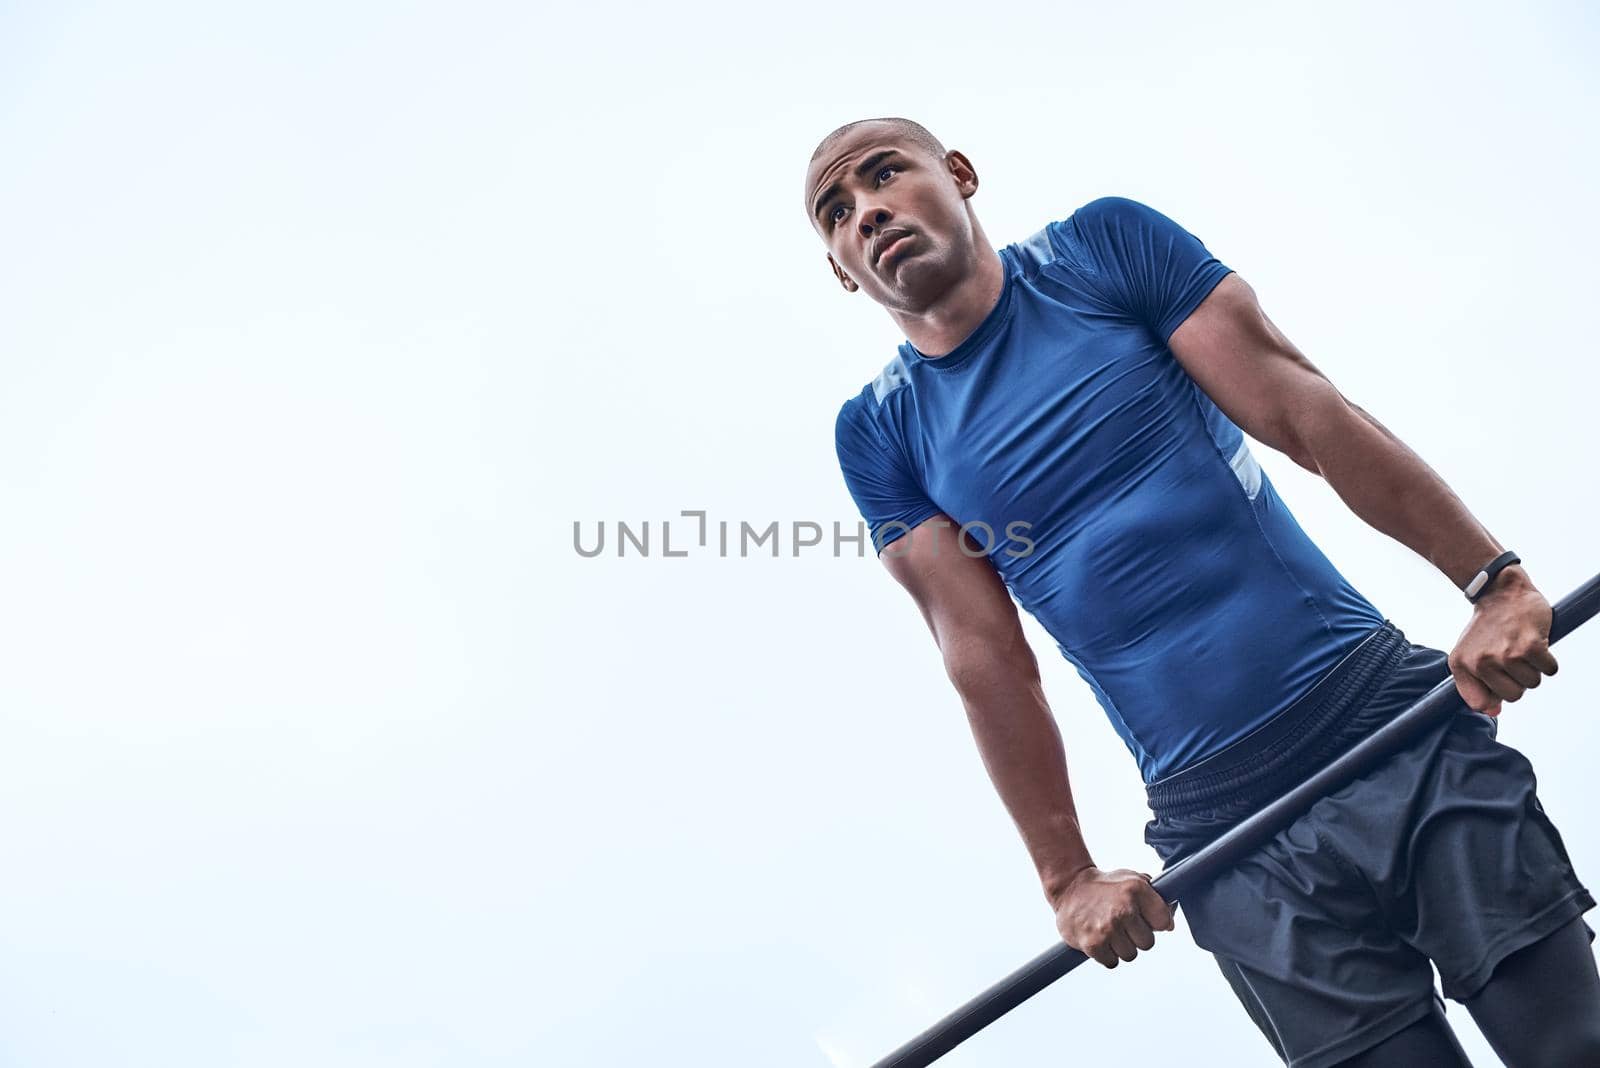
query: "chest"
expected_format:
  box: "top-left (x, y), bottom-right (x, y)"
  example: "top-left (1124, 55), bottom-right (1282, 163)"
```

top-left (901, 297), bottom-right (1198, 529)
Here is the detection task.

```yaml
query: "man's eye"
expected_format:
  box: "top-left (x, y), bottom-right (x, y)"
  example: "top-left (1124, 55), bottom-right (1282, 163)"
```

top-left (876, 165), bottom-right (896, 184)
top-left (829, 204), bottom-right (847, 225)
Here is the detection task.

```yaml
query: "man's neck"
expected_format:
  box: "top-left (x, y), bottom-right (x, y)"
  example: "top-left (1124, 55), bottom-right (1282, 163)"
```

top-left (892, 244), bottom-right (1007, 359)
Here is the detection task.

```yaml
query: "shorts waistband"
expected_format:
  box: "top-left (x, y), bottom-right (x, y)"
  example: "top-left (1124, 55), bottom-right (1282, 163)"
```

top-left (1145, 621), bottom-right (1413, 822)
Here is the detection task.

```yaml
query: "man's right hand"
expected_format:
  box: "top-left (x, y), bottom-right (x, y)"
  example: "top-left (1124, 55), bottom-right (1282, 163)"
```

top-left (1050, 866), bottom-right (1175, 968)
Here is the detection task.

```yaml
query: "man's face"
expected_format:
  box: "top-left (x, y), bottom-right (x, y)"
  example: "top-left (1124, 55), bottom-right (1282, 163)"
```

top-left (803, 123), bottom-right (980, 310)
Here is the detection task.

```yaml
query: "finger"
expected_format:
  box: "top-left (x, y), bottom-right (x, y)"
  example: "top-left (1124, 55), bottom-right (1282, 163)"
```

top-left (1123, 911), bottom-right (1156, 951)
top-left (1090, 943), bottom-right (1119, 969)
top-left (1526, 644), bottom-right (1559, 677)
top-left (1451, 667), bottom-right (1496, 713)
top-left (1108, 930), bottom-right (1139, 963)
top-left (1485, 702), bottom-right (1502, 718)
top-left (1502, 659), bottom-right (1542, 690)
top-left (1478, 664), bottom-right (1526, 703)
top-left (1136, 880), bottom-right (1175, 931)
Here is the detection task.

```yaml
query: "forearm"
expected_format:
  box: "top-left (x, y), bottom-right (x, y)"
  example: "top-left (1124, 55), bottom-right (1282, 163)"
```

top-left (1299, 396), bottom-right (1520, 591)
top-left (942, 634), bottom-right (1094, 905)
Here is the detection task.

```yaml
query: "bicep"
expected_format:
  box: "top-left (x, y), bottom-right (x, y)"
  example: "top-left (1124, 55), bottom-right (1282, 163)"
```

top-left (1167, 272), bottom-right (1347, 472)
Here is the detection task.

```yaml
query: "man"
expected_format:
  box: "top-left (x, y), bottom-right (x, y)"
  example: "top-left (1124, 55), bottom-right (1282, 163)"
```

top-left (808, 116), bottom-right (1600, 1067)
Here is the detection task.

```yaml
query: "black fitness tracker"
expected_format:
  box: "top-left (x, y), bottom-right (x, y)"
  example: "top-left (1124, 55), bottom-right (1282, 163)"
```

top-left (1464, 550), bottom-right (1521, 603)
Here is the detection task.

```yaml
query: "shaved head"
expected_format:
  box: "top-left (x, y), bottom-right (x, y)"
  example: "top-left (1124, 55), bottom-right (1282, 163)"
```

top-left (800, 115), bottom-right (1003, 355)
top-left (809, 116), bottom-right (947, 166)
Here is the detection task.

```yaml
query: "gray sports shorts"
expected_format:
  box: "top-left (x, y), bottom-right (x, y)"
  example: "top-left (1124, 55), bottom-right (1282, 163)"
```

top-left (1144, 620), bottom-right (1594, 1068)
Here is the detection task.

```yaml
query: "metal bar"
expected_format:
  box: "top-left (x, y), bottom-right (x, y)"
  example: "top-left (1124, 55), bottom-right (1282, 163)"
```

top-left (873, 572), bottom-right (1600, 1067)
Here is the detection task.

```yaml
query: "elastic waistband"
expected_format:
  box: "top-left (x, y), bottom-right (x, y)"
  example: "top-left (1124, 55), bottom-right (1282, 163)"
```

top-left (1145, 621), bottom-right (1412, 821)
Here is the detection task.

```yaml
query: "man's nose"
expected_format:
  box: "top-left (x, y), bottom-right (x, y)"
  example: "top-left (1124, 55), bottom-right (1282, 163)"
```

top-left (858, 207), bottom-right (890, 239)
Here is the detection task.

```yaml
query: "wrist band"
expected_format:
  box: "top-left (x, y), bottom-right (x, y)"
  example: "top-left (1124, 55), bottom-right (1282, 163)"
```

top-left (1464, 550), bottom-right (1521, 602)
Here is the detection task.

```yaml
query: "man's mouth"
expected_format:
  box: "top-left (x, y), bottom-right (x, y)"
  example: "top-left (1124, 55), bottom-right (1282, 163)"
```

top-left (874, 230), bottom-right (913, 266)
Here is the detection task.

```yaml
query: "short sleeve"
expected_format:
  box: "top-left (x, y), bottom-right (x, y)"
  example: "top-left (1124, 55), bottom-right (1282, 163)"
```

top-left (1065, 196), bottom-right (1233, 342)
top-left (834, 392), bottom-right (942, 554)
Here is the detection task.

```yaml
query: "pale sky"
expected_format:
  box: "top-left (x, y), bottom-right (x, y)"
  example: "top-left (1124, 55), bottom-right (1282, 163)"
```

top-left (2, 2), bottom-right (1598, 1065)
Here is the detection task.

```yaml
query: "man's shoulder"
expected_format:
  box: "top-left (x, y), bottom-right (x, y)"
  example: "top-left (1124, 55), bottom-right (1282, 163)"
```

top-left (1003, 196), bottom-right (1135, 277)
top-left (1028, 196), bottom-right (1157, 245)
top-left (1065, 195), bottom-right (1168, 232)
top-left (1003, 195), bottom-right (1172, 288)
top-left (834, 382), bottom-right (874, 439)
top-left (834, 352), bottom-right (916, 465)
top-left (834, 380), bottom-right (889, 465)
top-left (837, 350), bottom-right (912, 424)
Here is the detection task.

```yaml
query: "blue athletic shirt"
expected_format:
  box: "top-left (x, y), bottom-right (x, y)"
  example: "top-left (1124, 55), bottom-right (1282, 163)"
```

top-left (833, 196), bottom-right (1387, 782)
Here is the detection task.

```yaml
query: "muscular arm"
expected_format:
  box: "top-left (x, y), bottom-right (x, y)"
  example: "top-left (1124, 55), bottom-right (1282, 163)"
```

top-left (883, 518), bottom-right (1091, 896)
top-left (1168, 273), bottom-right (1558, 713)
top-left (879, 517), bottom-right (1171, 966)
top-left (1169, 274), bottom-right (1502, 589)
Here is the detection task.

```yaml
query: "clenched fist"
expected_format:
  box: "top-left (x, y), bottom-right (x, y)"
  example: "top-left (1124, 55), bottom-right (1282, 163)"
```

top-left (1448, 567), bottom-right (1558, 718)
top-left (1051, 866), bottom-right (1175, 968)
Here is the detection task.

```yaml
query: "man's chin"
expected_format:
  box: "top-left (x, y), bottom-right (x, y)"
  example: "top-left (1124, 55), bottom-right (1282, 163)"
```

top-left (877, 253), bottom-right (943, 296)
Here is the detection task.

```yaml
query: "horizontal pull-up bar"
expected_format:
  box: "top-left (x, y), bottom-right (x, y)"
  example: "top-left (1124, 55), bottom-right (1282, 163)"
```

top-left (874, 571), bottom-right (1600, 1068)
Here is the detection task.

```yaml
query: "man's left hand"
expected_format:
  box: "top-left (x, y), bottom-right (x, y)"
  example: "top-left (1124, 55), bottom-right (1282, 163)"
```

top-left (1447, 566), bottom-right (1559, 717)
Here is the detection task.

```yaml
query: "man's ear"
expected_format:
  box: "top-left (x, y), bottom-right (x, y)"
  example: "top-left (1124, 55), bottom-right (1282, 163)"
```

top-left (828, 254), bottom-right (859, 293)
top-left (944, 150), bottom-right (980, 199)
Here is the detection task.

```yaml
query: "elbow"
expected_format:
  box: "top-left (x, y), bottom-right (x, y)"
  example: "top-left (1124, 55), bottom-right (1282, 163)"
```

top-left (1285, 433), bottom-right (1323, 475)
top-left (941, 626), bottom-right (1039, 695)
top-left (1285, 385), bottom-right (1360, 476)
